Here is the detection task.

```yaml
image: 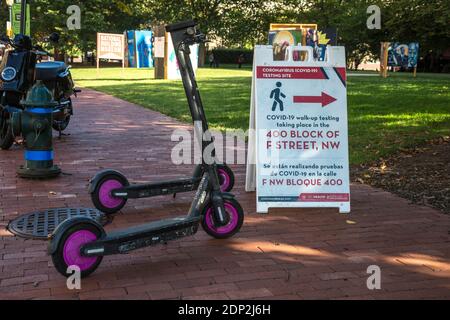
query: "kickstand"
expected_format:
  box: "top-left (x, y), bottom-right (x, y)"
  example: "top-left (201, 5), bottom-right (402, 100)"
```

top-left (57, 131), bottom-right (70, 139)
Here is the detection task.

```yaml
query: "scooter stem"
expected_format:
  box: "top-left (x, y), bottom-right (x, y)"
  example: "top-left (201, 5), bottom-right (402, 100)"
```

top-left (168, 22), bottom-right (228, 227)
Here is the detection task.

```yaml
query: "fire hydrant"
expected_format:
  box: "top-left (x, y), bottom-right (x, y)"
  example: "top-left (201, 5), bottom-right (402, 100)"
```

top-left (12, 80), bottom-right (61, 179)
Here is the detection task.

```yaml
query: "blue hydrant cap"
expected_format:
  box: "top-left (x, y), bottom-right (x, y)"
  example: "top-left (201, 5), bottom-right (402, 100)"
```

top-left (20, 80), bottom-right (58, 107)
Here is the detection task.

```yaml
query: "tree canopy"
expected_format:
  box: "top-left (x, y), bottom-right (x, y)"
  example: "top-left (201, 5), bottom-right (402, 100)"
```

top-left (1, 0), bottom-right (449, 65)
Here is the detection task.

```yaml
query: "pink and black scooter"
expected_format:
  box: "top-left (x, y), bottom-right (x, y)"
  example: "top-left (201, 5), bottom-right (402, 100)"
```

top-left (89, 163), bottom-right (234, 215)
top-left (48, 21), bottom-right (244, 277)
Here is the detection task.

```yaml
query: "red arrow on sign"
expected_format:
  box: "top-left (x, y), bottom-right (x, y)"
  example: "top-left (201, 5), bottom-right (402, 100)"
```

top-left (293, 92), bottom-right (337, 107)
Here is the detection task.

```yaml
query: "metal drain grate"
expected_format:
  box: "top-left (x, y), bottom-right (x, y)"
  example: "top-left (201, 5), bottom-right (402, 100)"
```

top-left (7, 208), bottom-right (109, 240)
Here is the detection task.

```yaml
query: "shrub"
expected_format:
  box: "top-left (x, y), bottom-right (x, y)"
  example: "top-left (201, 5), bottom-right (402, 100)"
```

top-left (209, 48), bottom-right (253, 65)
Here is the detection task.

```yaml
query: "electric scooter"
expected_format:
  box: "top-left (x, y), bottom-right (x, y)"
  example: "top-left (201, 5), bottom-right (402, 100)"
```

top-left (48, 21), bottom-right (244, 278)
top-left (87, 32), bottom-right (234, 214)
top-left (89, 163), bottom-right (234, 214)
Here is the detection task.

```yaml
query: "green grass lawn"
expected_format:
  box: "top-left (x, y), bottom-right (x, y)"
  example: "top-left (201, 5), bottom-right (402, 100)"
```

top-left (72, 67), bottom-right (450, 164)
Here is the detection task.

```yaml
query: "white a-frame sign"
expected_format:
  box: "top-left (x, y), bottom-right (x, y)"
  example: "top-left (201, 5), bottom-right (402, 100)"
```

top-left (246, 45), bottom-right (351, 214)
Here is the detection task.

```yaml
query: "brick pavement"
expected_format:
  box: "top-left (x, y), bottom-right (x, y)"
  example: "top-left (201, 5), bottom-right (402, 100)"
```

top-left (0, 89), bottom-right (449, 300)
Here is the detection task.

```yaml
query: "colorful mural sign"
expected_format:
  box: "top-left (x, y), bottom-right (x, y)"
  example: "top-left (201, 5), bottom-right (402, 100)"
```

top-left (135, 31), bottom-right (153, 68)
top-left (407, 43), bottom-right (419, 68)
top-left (126, 31), bottom-right (154, 68)
top-left (269, 25), bottom-right (337, 62)
top-left (306, 28), bottom-right (337, 61)
top-left (268, 24), bottom-right (317, 61)
top-left (269, 30), bottom-right (303, 46)
top-left (126, 31), bottom-right (137, 67)
top-left (387, 42), bottom-right (420, 68)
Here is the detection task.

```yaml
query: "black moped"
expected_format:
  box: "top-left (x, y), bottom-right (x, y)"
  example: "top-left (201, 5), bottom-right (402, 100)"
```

top-left (0, 33), bottom-right (78, 150)
top-left (49, 21), bottom-right (244, 278)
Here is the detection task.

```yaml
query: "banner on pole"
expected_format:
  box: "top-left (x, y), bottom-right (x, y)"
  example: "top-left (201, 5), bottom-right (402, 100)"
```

top-left (246, 45), bottom-right (351, 214)
top-left (12, 3), bottom-right (30, 36)
top-left (154, 37), bottom-right (165, 58)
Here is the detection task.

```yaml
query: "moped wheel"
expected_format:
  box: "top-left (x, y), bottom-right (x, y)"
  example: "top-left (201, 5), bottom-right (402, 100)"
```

top-left (51, 223), bottom-right (103, 278)
top-left (52, 98), bottom-right (72, 132)
top-left (217, 164), bottom-right (235, 192)
top-left (0, 110), bottom-right (14, 150)
top-left (201, 197), bottom-right (244, 239)
top-left (91, 173), bottom-right (129, 214)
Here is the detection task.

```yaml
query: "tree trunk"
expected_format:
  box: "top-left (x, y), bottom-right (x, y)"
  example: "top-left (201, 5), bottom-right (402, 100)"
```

top-left (198, 42), bottom-right (206, 67)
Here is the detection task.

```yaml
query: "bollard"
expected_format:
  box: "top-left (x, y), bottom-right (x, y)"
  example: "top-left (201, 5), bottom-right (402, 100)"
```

top-left (14, 80), bottom-right (61, 179)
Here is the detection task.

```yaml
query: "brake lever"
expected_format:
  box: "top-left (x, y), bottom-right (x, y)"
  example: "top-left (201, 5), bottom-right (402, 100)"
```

top-left (180, 32), bottom-right (207, 49)
top-left (194, 32), bottom-right (207, 43)
top-left (34, 50), bottom-right (52, 57)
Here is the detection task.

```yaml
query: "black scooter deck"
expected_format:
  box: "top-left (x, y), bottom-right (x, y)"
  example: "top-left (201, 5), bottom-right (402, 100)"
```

top-left (81, 216), bottom-right (201, 256)
top-left (112, 177), bottom-right (201, 199)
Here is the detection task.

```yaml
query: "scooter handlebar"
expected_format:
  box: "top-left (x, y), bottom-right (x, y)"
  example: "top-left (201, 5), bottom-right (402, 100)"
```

top-left (184, 32), bottom-right (208, 46)
top-left (33, 45), bottom-right (52, 57)
top-left (35, 50), bottom-right (51, 57)
top-left (165, 20), bottom-right (197, 33)
top-left (165, 21), bottom-right (208, 44)
top-left (193, 32), bottom-right (207, 43)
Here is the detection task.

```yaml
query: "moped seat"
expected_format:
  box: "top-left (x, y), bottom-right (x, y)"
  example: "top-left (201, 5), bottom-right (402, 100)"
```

top-left (35, 61), bottom-right (67, 81)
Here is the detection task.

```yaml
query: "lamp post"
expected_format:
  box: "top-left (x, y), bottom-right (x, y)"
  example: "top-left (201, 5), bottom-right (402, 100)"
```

top-left (6, 0), bottom-right (14, 37)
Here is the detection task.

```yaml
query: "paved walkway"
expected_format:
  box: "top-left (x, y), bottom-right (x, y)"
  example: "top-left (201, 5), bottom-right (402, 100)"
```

top-left (0, 89), bottom-right (449, 300)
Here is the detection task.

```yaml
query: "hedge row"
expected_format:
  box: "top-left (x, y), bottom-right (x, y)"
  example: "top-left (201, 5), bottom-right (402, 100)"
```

top-left (209, 48), bottom-right (253, 64)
